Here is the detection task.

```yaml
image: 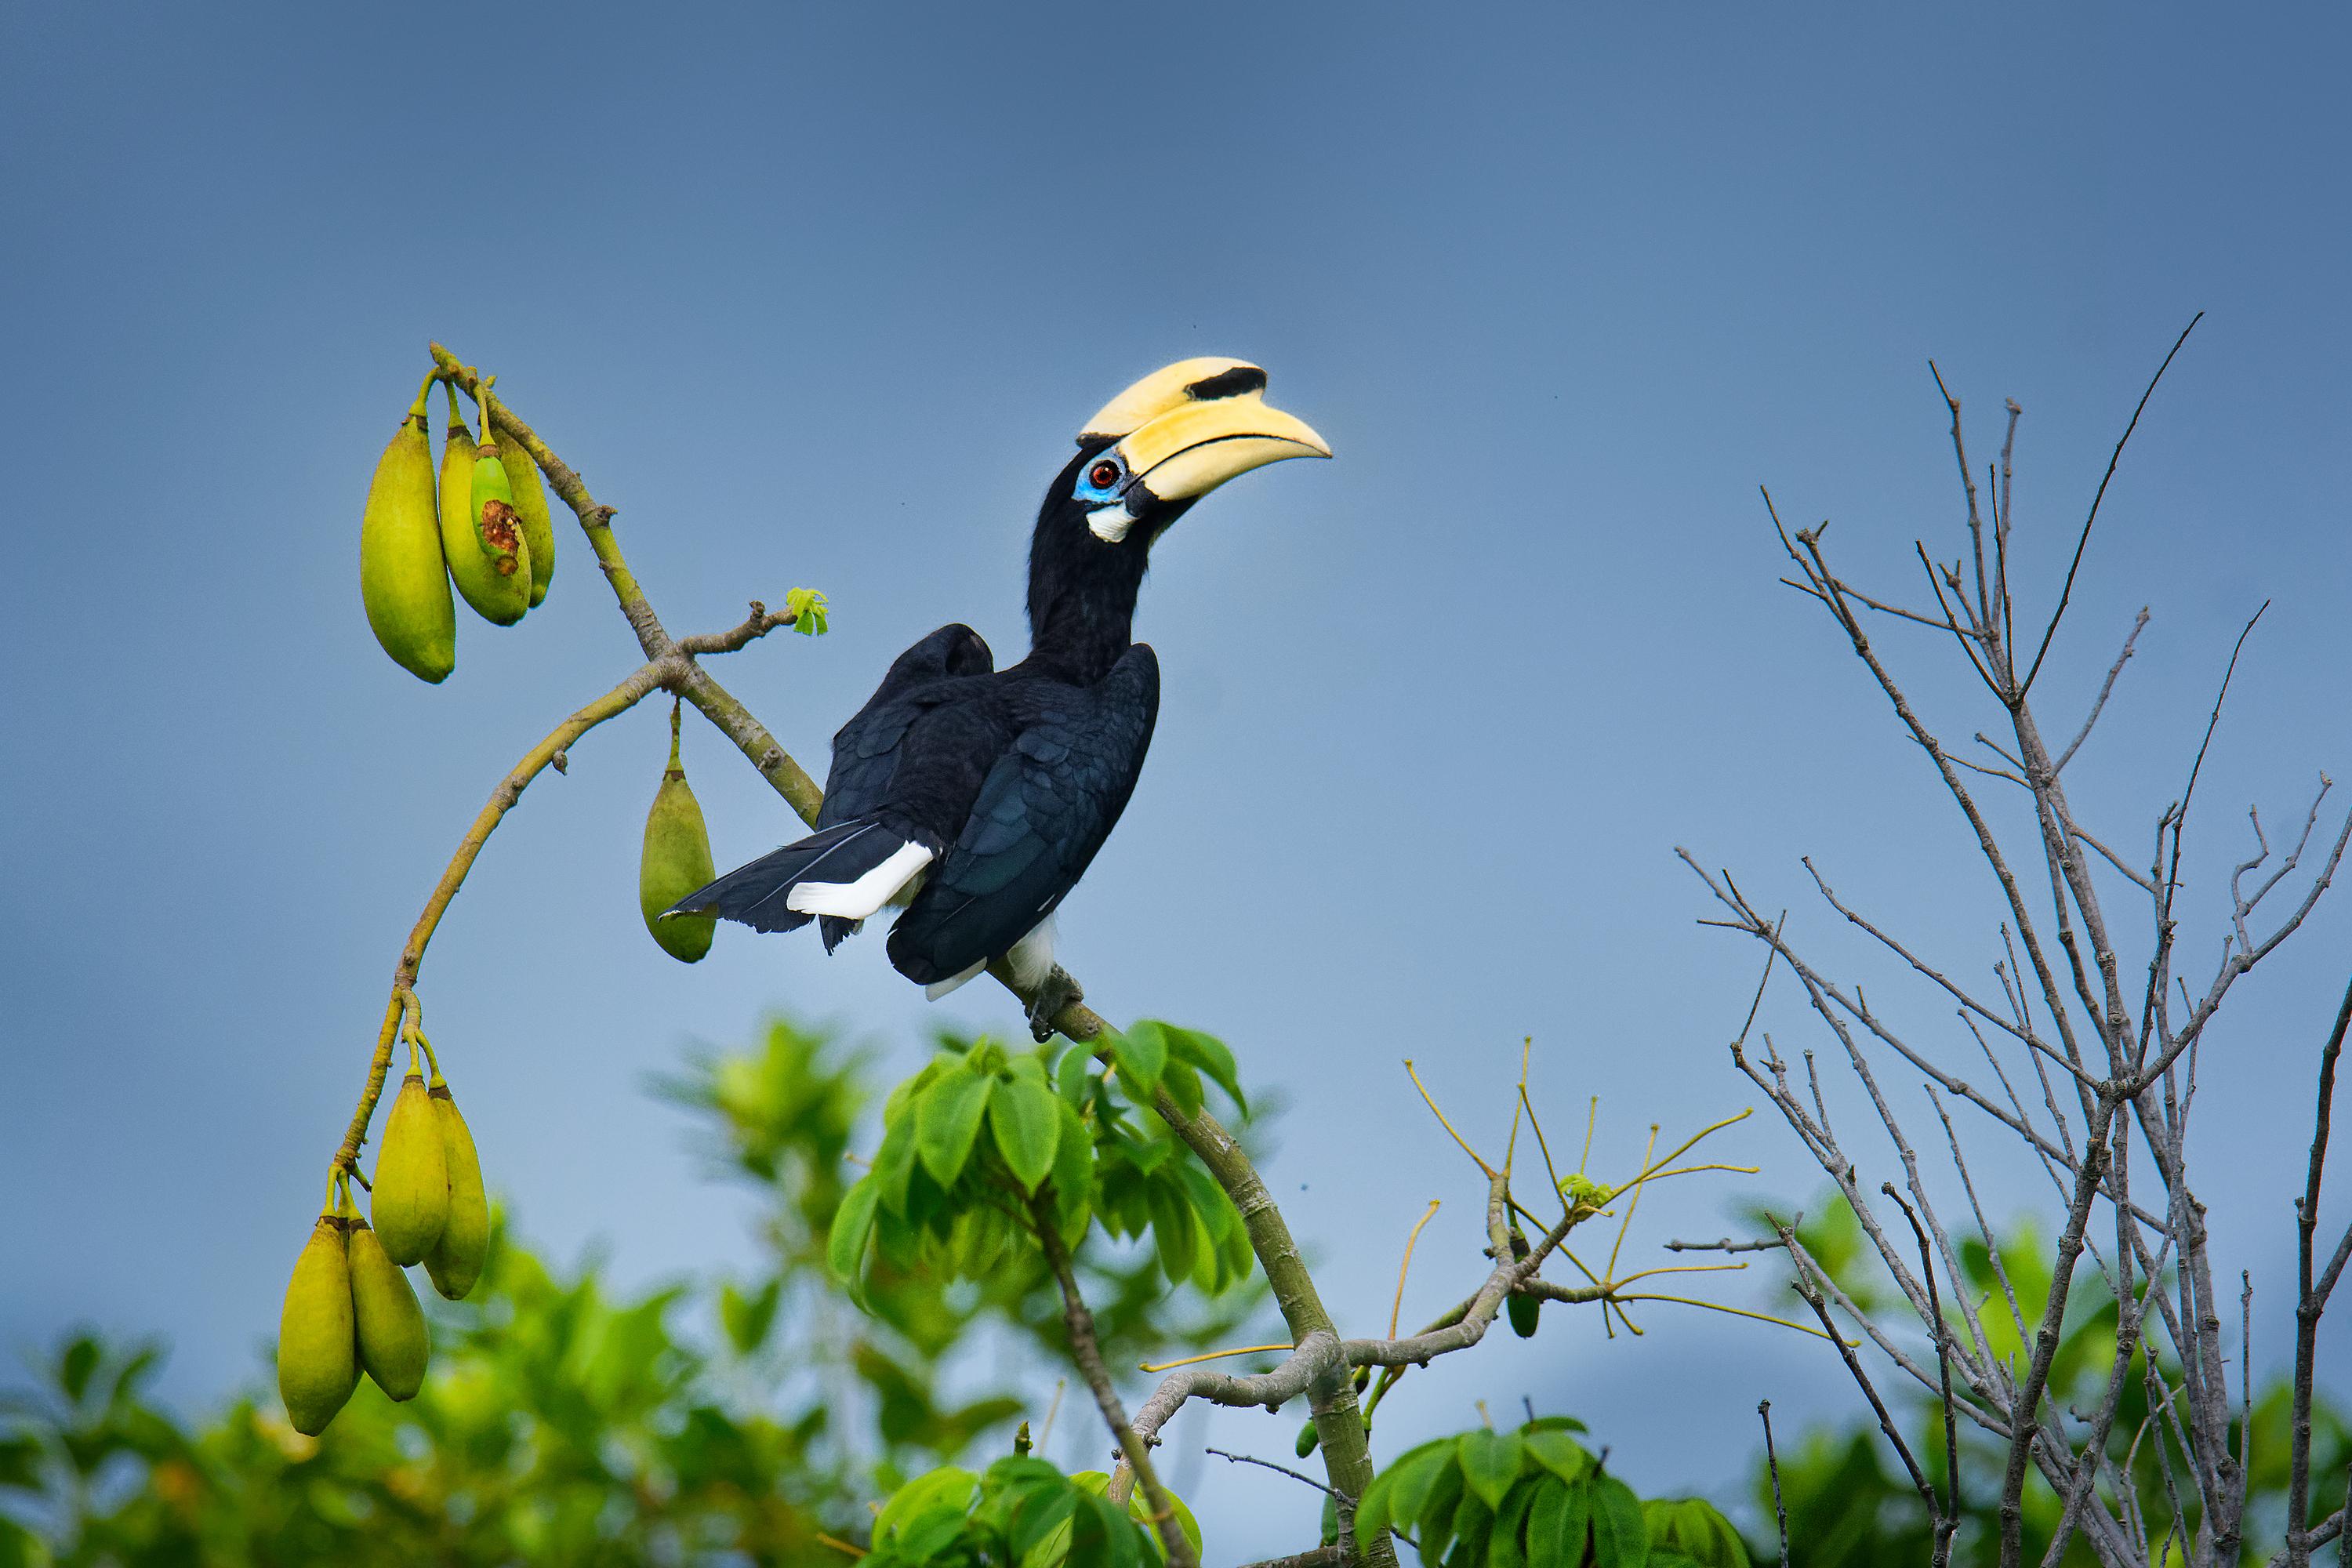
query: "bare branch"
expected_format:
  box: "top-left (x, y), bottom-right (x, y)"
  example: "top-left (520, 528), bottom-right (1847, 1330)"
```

top-left (1760, 1400), bottom-right (1790, 1568)
top-left (2018, 314), bottom-right (2201, 696)
top-left (2054, 608), bottom-right (2150, 775)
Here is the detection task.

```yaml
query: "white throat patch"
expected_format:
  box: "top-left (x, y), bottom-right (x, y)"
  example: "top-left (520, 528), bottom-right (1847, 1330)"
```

top-left (1087, 502), bottom-right (1138, 543)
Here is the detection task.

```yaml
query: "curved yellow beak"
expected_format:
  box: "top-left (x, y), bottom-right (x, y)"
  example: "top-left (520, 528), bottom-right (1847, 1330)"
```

top-left (1109, 393), bottom-right (1332, 503)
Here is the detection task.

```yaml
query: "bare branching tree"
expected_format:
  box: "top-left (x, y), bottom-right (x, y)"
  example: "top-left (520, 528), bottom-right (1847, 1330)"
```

top-left (1679, 319), bottom-right (2352, 1567)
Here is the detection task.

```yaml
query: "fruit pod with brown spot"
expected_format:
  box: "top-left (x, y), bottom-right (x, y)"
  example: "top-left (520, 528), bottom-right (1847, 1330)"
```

top-left (638, 705), bottom-right (718, 963)
top-left (490, 414), bottom-right (555, 608)
top-left (277, 1201), bottom-right (358, 1436)
top-left (360, 373), bottom-right (456, 681)
top-left (423, 1075), bottom-right (489, 1300)
top-left (371, 1073), bottom-right (450, 1265)
top-left (437, 385), bottom-right (530, 626)
top-left (347, 1217), bottom-right (429, 1399)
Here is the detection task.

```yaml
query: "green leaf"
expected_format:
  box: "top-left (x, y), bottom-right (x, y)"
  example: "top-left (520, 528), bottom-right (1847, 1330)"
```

top-left (828, 1175), bottom-right (881, 1292)
top-left (1011, 1495), bottom-right (1082, 1561)
top-left (718, 1276), bottom-right (781, 1354)
top-left (1050, 1098), bottom-right (1096, 1221)
top-left (1526, 1477), bottom-right (1570, 1568)
top-left (1557, 1476), bottom-right (1592, 1566)
top-left (1159, 1058), bottom-right (1203, 1119)
top-left (1588, 1473), bottom-right (1648, 1568)
top-left (1110, 1022), bottom-right (1167, 1098)
top-left (1491, 1480), bottom-right (1537, 1568)
top-left (875, 1112), bottom-right (920, 1214)
top-left (1641, 1498), bottom-right (1748, 1568)
top-left (916, 1065), bottom-right (993, 1186)
top-left (1173, 1160), bottom-right (1239, 1290)
top-left (1522, 1414), bottom-right (1589, 1434)
top-left (1010, 1485), bottom-right (1080, 1563)
top-left (885, 1056), bottom-right (945, 1123)
top-left (784, 586), bottom-right (829, 634)
top-left (1458, 1428), bottom-right (1525, 1512)
top-left (1417, 1455), bottom-right (1466, 1562)
top-left (988, 1072), bottom-right (1062, 1194)
top-left (1159, 1023), bottom-right (1247, 1116)
top-left (1379, 1439), bottom-right (1457, 1538)
top-left (1148, 1177), bottom-right (1199, 1286)
top-left (1088, 1490), bottom-right (1143, 1568)
top-left (874, 1465), bottom-right (978, 1543)
top-left (1354, 1439), bottom-right (1423, 1544)
top-left (1524, 1429), bottom-right (1592, 1486)
top-left (1446, 1489), bottom-right (1495, 1565)
top-left (1055, 1044), bottom-right (1091, 1106)
top-left (59, 1337), bottom-right (100, 1404)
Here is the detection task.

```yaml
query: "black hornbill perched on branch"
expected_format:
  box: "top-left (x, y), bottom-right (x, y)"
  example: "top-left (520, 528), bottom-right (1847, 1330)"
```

top-left (670, 358), bottom-right (1329, 1037)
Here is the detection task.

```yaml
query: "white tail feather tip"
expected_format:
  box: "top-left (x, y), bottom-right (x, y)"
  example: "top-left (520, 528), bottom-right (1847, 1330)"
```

top-left (785, 841), bottom-right (935, 919)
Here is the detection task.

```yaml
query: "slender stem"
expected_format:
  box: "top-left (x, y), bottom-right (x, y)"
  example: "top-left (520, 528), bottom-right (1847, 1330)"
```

top-left (2287, 970), bottom-right (2352, 1566)
top-left (332, 663), bottom-right (667, 1175)
top-left (1886, 1185), bottom-right (1960, 1566)
top-left (1759, 1400), bottom-right (1788, 1568)
top-left (1032, 1201), bottom-right (1196, 1568)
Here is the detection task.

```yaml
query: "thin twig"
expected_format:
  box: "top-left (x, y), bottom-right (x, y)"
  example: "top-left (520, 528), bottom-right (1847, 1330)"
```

top-left (2018, 314), bottom-right (2201, 696)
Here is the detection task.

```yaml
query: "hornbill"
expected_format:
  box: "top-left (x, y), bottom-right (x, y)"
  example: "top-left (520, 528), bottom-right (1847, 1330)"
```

top-left (669, 358), bottom-right (1329, 1038)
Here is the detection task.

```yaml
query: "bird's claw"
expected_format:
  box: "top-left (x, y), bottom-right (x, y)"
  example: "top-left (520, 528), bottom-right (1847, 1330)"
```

top-left (1026, 967), bottom-right (1083, 1043)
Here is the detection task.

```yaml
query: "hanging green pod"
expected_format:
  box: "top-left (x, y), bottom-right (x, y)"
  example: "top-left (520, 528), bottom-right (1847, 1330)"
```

top-left (347, 1215), bottom-right (429, 1400)
top-left (437, 384), bottom-right (530, 626)
top-left (276, 1187), bottom-right (358, 1436)
top-left (371, 1070), bottom-right (450, 1265)
top-left (359, 372), bottom-right (456, 681)
top-left (422, 1071), bottom-right (489, 1300)
top-left (638, 703), bottom-right (717, 963)
top-left (488, 412), bottom-right (555, 608)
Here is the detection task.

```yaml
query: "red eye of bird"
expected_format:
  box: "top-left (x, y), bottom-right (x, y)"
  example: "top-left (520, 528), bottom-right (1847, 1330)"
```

top-left (1089, 461), bottom-right (1120, 490)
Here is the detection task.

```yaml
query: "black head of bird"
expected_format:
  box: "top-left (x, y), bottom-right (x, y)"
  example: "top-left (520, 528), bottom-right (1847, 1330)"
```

top-left (1025, 358), bottom-right (1330, 682)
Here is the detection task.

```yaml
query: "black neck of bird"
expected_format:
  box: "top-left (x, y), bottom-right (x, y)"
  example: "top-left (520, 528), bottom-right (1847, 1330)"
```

top-left (1025, 507), bottom-right (1150, 683)
top-left (1022, 447), bottom-right (1185, 684)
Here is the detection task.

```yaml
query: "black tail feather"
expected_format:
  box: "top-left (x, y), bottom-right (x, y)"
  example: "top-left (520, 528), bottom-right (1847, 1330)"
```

top-left (667, 820), bottom-right (907, 936)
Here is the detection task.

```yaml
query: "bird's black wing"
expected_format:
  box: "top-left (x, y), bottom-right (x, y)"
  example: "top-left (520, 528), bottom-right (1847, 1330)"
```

top-left (886, 644), bottom-right (1160, 985)
top-left (809, 623), bottom-right (993, 949)
top-left (818, 622), bottom-right (995, 830)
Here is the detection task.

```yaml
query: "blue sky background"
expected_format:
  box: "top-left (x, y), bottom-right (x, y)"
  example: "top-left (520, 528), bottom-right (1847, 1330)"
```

top-left (5, 2), bottom-right (2350, 1555)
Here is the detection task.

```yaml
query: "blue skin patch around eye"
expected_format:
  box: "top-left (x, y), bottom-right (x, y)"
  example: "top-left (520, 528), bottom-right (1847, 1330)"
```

top-left (1073, 452), bottom-right (1129, 505)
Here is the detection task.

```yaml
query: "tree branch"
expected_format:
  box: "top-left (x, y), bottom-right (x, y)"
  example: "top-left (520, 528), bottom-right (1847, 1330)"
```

top-left (1032, 1200), bottom-right (1195, 1568)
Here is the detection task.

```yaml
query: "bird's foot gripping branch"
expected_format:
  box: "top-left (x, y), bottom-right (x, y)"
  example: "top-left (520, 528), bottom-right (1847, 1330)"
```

top-left (296, 347), bottom-right (1759, 1567)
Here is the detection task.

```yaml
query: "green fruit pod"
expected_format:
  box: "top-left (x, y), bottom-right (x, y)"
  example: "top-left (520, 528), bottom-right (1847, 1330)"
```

top-left (436, 385), bottom-right (530, 626)
top-left (469, 443), bottom-right (532, 598)
top-left (1504, 1225), bottom-right (1539, 1337)
top-left (372, 1073), bottom-right (450, 1265)
top-left (277, 1210), bottom-right (358, 1436)
top-left (422, 1080), bottom-right (489, 1300)
top-left (359, 375), bottom-right (456, 682)
top-left (347, 1219), bottom-right (429, 1400)
top-left (638, 708), bottom-right (717, 963)
top-left (489, 416), bottom-right (555, 608)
